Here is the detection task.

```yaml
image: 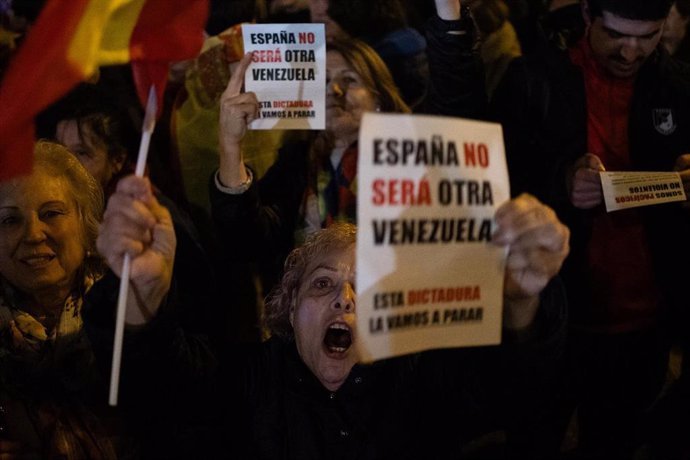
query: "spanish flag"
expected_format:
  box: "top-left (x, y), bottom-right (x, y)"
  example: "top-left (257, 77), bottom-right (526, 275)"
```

top-left (0, 0), bottom-right (208, 181)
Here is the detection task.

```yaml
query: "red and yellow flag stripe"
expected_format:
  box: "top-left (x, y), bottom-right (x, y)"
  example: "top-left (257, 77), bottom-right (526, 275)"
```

top-left (0, 0), bottom-right (208, 181)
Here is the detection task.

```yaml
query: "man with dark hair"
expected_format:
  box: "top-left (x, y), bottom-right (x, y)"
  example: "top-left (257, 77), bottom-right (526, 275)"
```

top-left (586, 0), bottom-right (674, 20)
top-left (491, 0), bottom-right (690, 458)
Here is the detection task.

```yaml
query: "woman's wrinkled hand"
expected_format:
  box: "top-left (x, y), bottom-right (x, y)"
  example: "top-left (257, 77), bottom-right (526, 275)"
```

top-left (97, 176), bottom-right (176, 325)
top-left (493, 193), bottom-right (570, 330)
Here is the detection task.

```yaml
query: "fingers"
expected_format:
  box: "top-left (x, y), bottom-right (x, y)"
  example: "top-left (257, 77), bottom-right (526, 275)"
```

top-left (219, 90), bottom-right (260, 145)
top-left (146, 198), bottom-right (176, 260)
top-left (572, 166), bottom-right (603, 188)
top-left (674, 153), bottom-right (690, 171)
top-left (495, 195), bottom-right (570, 302)
top-left (224, 52), bottom-right (254, 97)
top-left (102, 192), bottom-right (156, 230)
top-left (571, 167), bottom-right (604, 208)
top-left (221, 51), bottom-right (258, 119)
top-left (493, 193), bottom-right (570, 273)
top-left (493, 194), bottom-right (567, 248)
top-left (221, 93), bottom-right (261, 124)
top-left (97, 176), bottom-right (163, 273)
top-left (576, 153), bottom-right (605, 171)
top-left (505, 222), bottom-right (569, 262)
top-left (220, 52), bottom-right (260, 145)
top-left (504, 236), bottom-right (567, 282)
top-left (570, 156), bottom-right (604, 209)
top-left (113, 174), bottom-right (155, 204)
top-left (674, 153), bottom-right (690, 196)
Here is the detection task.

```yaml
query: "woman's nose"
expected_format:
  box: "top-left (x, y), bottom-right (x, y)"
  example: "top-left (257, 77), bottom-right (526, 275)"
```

top-left (23, 215), bottom-right (47, 243)
top-left (333, 282), bottom-right (356, 312)
top-left (328, 80), bottom-right (345, 97)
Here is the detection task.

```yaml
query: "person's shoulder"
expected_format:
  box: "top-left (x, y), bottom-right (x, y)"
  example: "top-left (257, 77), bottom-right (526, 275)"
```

top-left (495, 44), bottom-right (571, 100)
top-left (641, 50), bottom-right (690, 95)
top-left (664, 53), bottom-right (690, 82)
top-left (514, 41), bottom-right (572, 75)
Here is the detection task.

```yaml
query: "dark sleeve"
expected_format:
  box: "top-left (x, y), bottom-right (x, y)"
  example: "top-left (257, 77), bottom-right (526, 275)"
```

top-left (83, 271), bottom-right (222, 458)
top-left (499, 277), bottom-right (568, 405)
top-left (489, 53), bottom-right (584, 205)
top-left (489, 276), bottom-right (569, 458)
top-left (209, 141), bottom-right (310, 267)
top-left (417, 277), bottom-right (568, 458)
top-left (420, 8), bottom-right (488, 119)
top-left (489, 57), bottom-right (542, 198)
top-left (82, 271), bottom-right (219, 400)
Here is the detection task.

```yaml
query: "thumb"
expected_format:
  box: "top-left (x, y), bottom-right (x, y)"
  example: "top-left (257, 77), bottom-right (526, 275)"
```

top-left (582, 153), bottom-right (606, 171)
top-left (674, 153), bottom-right (690, 171)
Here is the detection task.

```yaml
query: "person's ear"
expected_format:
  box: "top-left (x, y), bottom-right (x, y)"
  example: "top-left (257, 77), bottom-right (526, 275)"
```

top-left (289, 299), bottom-right (296, 326)
top-left (110, 149), bottom-right (127, 174)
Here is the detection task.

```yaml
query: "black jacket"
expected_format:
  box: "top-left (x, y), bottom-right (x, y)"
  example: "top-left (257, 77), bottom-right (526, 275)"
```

top-left (421, 9), bottom-right (488, 119)
top-left (0, 271), bottom-right (217, 460)
top-left (490, 43), bottom-right (690, 328)
top-left (210, 140), bottom-right (312, 296)
top-left (215, 279), bottom-right (567, 460)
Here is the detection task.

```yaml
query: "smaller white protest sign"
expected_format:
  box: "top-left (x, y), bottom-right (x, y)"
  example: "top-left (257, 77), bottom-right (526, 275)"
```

top-left (356, 113), bottom-right (510, 363)
top-left (241, 23), bottom-right (325, 130)
top-left (600, 171), bottom-right (686, 212)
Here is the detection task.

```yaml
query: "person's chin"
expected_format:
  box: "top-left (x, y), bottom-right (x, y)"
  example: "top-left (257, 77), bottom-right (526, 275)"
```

top-left (22, 273), bottom-right (71, 294)
top-left (325, 120), bottom-right (359, 143)
top-left (607, 61), bottom-right (640, 78)
top-left (318, 360), bottom-right (355, 390)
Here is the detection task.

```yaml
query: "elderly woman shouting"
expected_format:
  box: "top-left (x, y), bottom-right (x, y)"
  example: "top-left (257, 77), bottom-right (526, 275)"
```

top-left (0, 141), bottom-right (209, 459)
top-left (214, 193), bottom-right (570, 459)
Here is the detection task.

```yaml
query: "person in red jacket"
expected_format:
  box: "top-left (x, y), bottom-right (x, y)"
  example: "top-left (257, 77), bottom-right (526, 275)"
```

top-left (490, 0), bottom-right (690, 457)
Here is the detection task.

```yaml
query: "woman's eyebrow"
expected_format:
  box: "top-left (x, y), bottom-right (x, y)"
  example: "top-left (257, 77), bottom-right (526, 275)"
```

top-left (41, 200), bottom-right (69, 208)
top-left (307, 264), bottom-right (338, 276)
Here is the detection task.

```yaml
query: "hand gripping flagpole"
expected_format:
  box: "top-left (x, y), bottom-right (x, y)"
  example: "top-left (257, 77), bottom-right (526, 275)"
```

top-left (109, 86), bottom-right (157, 406)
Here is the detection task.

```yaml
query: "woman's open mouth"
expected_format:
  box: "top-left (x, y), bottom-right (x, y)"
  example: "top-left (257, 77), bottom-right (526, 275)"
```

top-left (323, 322), bottom-right (352, 354)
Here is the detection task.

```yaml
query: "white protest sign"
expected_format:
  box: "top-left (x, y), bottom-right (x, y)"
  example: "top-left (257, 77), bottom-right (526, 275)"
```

top-left (356, 113), bottom-right (510, 363)
top-left (600, 171), bottom-right (686, 212)
top-left (241, 23), bottom-right (325, 130)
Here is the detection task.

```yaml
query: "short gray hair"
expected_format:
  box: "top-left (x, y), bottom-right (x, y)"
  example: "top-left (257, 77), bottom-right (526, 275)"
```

top-left (263, 222), bottom-right (357, 340)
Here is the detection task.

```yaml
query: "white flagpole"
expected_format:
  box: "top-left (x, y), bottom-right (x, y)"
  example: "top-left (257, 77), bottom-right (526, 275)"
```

top-left (109, 85), bottom-right (158, 406)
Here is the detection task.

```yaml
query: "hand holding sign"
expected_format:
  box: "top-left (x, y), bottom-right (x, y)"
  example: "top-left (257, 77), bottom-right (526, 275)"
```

top-left (220, 52), bottom-right (259, 145)
top-left (569, 153), bottom-right (606, 209)
top-left (493, 193), bottom-right (569, 330)
top-left (219, 52), bottom-right (259, 188)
